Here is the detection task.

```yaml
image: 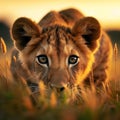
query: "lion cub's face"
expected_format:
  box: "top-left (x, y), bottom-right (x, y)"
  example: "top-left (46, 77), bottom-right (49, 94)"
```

top-left (11, 17), bottom-right (101, 93)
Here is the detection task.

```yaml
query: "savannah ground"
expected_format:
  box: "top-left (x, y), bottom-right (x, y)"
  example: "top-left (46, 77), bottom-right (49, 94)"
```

top-left (0, 38), bottom-right (120, 120)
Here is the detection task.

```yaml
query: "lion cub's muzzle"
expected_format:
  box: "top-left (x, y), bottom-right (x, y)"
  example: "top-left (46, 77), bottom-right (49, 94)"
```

top-left (48, 69), bottom-right (69, 93)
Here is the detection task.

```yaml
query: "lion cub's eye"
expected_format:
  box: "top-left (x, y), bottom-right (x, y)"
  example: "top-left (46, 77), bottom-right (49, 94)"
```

top-left (68, 55), bottom-right (79, 65)
top-left (36, 55), bottom-right (48, 66)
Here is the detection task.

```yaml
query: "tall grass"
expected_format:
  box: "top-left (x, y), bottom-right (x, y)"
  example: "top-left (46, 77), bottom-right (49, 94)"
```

top-left (0, 38), bottom-right (120, 120)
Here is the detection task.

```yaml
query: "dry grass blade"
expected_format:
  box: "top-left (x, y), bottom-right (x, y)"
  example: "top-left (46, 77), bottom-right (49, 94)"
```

top-left (39, 81), bottom-right (46, 98)
top-left (0, 37), bottom-right (7, 54)
top-left (50, 92), bottom-right (57, 107)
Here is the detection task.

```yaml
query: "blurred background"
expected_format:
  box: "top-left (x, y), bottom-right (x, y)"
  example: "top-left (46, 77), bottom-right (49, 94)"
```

top-left (0, 0), bottom-right (120, 48)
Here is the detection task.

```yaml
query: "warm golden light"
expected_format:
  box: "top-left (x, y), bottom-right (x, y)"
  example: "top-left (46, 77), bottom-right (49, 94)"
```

top-left (0, 0), bottom-right (120, 30)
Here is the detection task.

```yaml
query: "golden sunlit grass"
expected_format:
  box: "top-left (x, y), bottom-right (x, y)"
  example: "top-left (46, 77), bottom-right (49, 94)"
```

top-left (0, 38), bottom-right (120, 119)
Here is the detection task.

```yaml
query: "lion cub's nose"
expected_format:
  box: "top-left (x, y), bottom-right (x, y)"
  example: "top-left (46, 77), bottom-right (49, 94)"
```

top-left (56, 87), bottom-right (65, 92)
top-left (50, 84), bottom-right (66, 92)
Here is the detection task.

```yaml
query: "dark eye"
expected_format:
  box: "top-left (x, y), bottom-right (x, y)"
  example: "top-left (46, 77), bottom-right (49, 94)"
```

top-left (68, 55), bottom-right (79, 65)
top-left (36, 55), bottom-right (48, 66)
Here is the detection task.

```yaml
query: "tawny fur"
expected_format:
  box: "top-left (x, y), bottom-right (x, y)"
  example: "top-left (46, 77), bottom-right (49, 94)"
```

top-left (10, 8), bottom-right (112, 94)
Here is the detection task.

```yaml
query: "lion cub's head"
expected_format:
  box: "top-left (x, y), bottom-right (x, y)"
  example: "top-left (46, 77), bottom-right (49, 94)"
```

top-left (11, 17), bottom-right (101, 93)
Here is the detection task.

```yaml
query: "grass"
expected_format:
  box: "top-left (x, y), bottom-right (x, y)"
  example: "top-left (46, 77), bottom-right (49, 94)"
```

top-left (0, 38), bottom-right (120, 120)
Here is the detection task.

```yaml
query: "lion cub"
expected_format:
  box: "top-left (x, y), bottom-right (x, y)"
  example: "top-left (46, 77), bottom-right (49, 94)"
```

top-left (10, 8), bottom-right (112, 94)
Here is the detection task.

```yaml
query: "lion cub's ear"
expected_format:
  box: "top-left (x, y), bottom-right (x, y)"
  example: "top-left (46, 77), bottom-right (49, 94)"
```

top-left (72, 17), bottom-right (101, 51)
top-left (11, 17), bottom-right (41, 50)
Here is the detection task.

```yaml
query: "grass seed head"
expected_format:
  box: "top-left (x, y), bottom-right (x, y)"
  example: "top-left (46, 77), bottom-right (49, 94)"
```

top-left (0, 37), bottom-right (7, 54)
top-left (114, 43), bottom-right (118, 60)
top-left (13, 56), bottom-right (17, 62)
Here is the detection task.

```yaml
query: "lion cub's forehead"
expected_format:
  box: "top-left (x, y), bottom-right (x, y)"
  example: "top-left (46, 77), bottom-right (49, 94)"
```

top-left (40, 25), bottom-right (76, 55)
top-left (42, 25), bottom-right (71, 44)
